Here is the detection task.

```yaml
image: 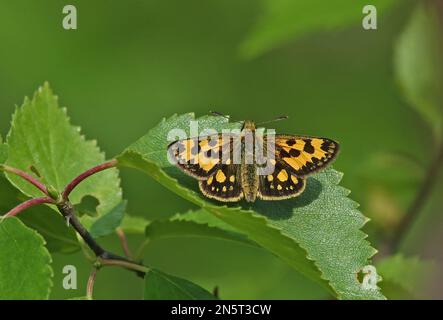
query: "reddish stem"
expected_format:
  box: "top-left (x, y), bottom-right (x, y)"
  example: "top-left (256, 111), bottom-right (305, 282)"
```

top-left (1, 165), bottom-right (48, 196)
top-left (98, 257), bottom-right (149, 274)
top-left (116, 228), bottom-right (133, 260)
top-left (86, 268), bottom-right (98, 300)
top-left (62, 159), bottom-right (118, 200)
top-left (3, 197), bottom-right (55, 218)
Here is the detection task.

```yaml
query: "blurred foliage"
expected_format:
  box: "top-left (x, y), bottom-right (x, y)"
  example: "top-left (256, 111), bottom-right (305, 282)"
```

top-left (0, 0), bottom-right (442, 299)
top-left (0, 136), bottom-right (7, 164)
top-left (394, 2), bottom-right (443, 141)
top-left (377, 254), bottom-right (436, 299)
top-left (241, 0), bottom-right (399, 58)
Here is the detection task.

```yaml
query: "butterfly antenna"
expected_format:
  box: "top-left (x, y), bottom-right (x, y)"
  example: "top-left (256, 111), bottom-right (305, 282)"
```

top-left (210, 110), bottom-right (230, 119)
top-left (210, 111), bottom-right (244, 124)
top-left (257, 115), bottom-right (289, 126)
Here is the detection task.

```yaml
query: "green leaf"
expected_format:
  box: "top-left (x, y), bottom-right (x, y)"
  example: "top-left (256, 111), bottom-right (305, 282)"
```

top-left (117, 113), bottom-right (384, 299)
top-left (172, 208), bottom-right (242, 234)
top-left (0, 135), bottom-right (8, 164)
top-left (394, 3), bottom-right (443, 139)
top-left (19, 208), bottom-right (80, 254)
top-left (241, 0), bottom-right (399, 58)
top-left (146, 219), bottom-right (256, 247)
top-left (5, 83), bottom-right (122, 226)
top-left (89, 200), bottom-right (127, 238)
top-left (377, 254), bottom-right (436, 299)
top-left (144, 268), bottom-right (216, 300)
top-left (119, 214), bottom-right (150, 234)
top-left (0, 217), bottom-right (53, 299)
top-left (0, 177), bottom-right (79, 254)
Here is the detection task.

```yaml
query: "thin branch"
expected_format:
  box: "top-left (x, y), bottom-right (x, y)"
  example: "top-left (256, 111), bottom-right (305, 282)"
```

top-left (116, 228), bottom-right (133, 259)
top-left (98, 257), bottom-right (150, 275)
top-left (56, 201), bottom-right (107, 257)
top-left (387, 142), bottom-right (443, 253)
top-left (1, 160), bottom-right (148, 283)
top-left (0, 165), bottom-right (48, 196)
top-left (2, 197), bottom-right (55, 218)
top-left (86, 268), bottom-right (98, 300)
top-left (56, 200), bottom-right (147, 277)
top-left (62, 159), bottom-right (118, 200)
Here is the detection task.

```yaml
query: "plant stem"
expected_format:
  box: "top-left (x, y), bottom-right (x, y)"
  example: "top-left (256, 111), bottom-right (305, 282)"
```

top-left (2, 160), bottom-right (149, 280)
top-left (56, 200), bottom-right (147, 277)
top-left (62, 159), bottom-right (118, 200)
top-left (116, 228), bottom-right (133, 259)
top-left (2, 197), bottom-right (55, 218)
top-left (57, 201), bottom-right (107, 257)
top-left (388, 141), bottom-right (443, 253)
top-left (98, 257), bottom-right (150, 275)
top-left (86, 268), bottom-right (98, 300)
top-left (0, 165), bottom-right (48, 196)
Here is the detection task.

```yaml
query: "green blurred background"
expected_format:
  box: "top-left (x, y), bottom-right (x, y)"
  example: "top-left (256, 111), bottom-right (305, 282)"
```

top-left (1, 0), bottom-right (442, 299)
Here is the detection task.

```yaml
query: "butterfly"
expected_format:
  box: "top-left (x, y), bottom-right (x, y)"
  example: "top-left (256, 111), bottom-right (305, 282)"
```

top-left (167, 119), bottom-right (339, 202)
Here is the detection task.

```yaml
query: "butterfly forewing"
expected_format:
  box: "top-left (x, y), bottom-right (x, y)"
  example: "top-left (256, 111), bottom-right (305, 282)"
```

top-left (168, 134), bottom-right (234, 179)
top-left (271, 135), bottom-right (339, 177)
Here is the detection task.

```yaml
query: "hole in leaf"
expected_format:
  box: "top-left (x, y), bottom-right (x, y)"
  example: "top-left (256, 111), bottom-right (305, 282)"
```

top-left (74, 195), bottom-right (100, 217)
top-left (356, 269), bottom-right (365, 284)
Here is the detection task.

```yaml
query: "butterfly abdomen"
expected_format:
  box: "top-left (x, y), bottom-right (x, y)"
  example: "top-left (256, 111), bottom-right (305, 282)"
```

top-left (240, 140), bottom-right (258, 202)
top-left (240, 120), bottom-right (260, 202)
top-left (240, 163), bottom-right (259, 202)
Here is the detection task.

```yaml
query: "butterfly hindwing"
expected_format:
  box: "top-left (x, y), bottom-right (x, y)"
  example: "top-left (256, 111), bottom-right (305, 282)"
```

top-left (258, 160), bottom-right (306, 200)
top-left (199, 165), bottom-right (243, 202)
top-left (272, 135), bottom-right (339, 177)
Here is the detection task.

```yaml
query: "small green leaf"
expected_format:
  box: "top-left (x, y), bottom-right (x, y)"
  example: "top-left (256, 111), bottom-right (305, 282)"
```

top-left (241, 0), bottom-right (399, 59)
top-left (118, 113), bottom-right (384, 299)
top-left (146, 219), bottom-right (256, 247)
top-left (394, 3), bottom-right (443, 139)
top-left (0, 217), bottom-right (53, 299)
top-left (144, 268), bottom-right (216, 300)
top-left (377, 254), bottom-right (436, 299)
top-left (89, 200), bottom-right (127, 238)
top-left (5, 83), bottom-right (122, 226)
